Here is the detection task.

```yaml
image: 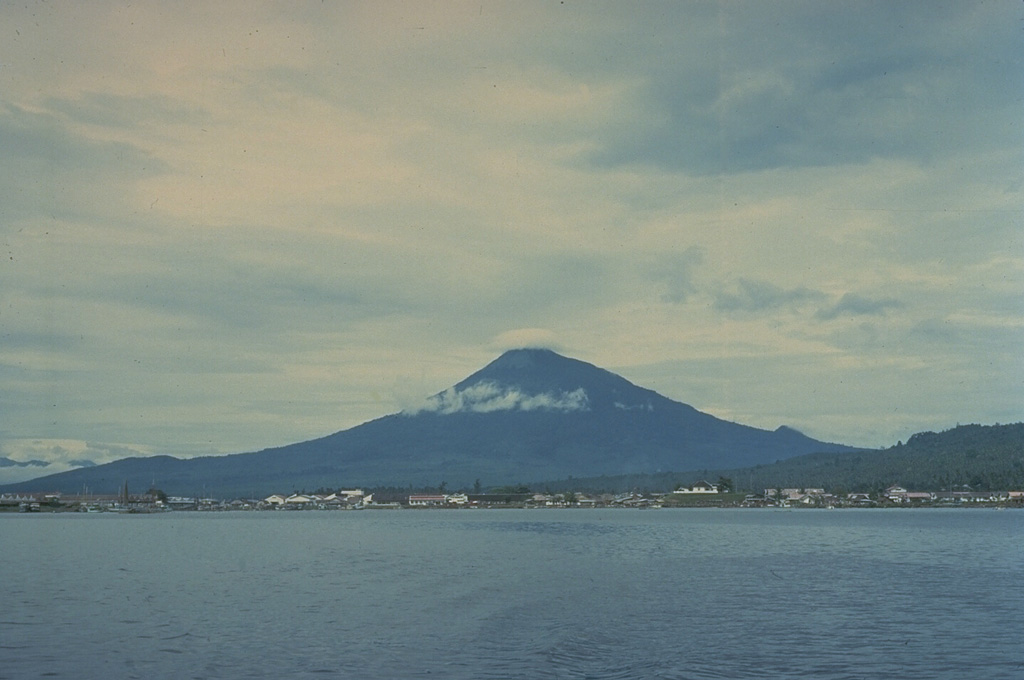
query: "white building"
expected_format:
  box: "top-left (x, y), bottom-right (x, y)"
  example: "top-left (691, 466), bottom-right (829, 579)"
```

top-left (674, 480), bottom-right (719, 494)
top-left (408, 494), bottom-right (446, 506)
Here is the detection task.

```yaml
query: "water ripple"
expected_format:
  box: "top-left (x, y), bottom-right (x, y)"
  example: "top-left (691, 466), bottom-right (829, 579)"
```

top-left (2, 509), bottom-right (1021, 680)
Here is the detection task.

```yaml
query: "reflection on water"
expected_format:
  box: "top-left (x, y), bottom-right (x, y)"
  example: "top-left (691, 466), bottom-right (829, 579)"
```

top-left (1, 509), bottom-right (1021, 679)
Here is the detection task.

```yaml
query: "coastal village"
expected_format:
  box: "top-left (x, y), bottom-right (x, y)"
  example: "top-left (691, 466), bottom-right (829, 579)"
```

top-left (2, 480), bottom-right (1022, 513)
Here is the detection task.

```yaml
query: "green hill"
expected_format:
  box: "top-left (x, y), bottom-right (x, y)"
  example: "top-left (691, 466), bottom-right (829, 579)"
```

top-left (528, 423), bottom-right (1024, 494)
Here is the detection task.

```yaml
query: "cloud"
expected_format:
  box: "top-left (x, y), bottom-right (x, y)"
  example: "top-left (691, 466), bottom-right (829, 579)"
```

top-left (589, 4), bottom-right (1020, 173)
top-left (653, 248), bottom-right (704, 304)
top-left (491, 328), bottom-right (563, 352)
top-left (713, 278), bottom-right (824, 313)
top-left (816, 293), bottom-right (903, 321)
top-left (614, 401), bottom-right (654, 412)
top-left (0, 439), bottom-right (155, 465)
top-left (0, 439), bottom-right (156, 485)
top-left (406, 382), bottom-right (589, 416)
top-left (0, 104), bottom-right (168, 223)
top-left (44, 92), bottom-right (211, 129)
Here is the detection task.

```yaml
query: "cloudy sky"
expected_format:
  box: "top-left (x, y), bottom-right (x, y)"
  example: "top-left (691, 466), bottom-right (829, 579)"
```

top-left (1, 1), bottom-right (1021, 477)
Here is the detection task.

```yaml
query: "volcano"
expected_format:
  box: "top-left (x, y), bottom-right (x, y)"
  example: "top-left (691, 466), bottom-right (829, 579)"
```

top-left (1, 349), bottom-right (854, 496)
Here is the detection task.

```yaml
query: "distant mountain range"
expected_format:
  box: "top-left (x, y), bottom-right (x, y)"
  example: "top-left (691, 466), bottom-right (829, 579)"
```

top-left (0, 457), bottom-right (48, 469)
top-left (2, 348), bottom-right (860, 497)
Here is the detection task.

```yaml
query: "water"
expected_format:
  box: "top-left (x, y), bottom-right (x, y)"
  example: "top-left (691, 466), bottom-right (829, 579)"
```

top-left (1, 508), bottom-right (1021, 679)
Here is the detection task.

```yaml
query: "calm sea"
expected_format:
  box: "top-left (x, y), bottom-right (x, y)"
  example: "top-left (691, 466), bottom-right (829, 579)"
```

top-left (1, 508), bottom-right (1021, 680)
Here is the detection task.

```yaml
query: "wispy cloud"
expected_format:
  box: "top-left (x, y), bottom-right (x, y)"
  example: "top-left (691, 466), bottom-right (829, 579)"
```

top-left (0, 439), bottom-right (156, 485)
top-left (406, 382), bottom-right (589, 416)
top-left (491, 328), bottom-right (564, 353)
top-left (653, 248), bottom-right (704, 304)
top-left (590, 4), bottom-right (1018, 173)
top-left (1, 104), bottom-right (167, 221)
top-left (713, 278), bottom-right (824, 313)
top-left (44, 92), bottom-right (211, 129)
top-left (816, 293), bottom-right (903, 321)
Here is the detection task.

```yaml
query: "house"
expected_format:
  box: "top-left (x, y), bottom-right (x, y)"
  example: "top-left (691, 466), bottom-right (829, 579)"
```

top-left (884, 485), bottom-right (909, 502)
top-left (0, 493), bottom-right (39, 508)
top-left (263, 494), bottom-right (287, 506)
top-left (613, 492), bottom-right (655, 507)
top-left (408, 494), bottom-right (446, 507)
top-left (317, 494), bottom-right (350, 508)
top-left (674, 480), bottom-right (719, 494)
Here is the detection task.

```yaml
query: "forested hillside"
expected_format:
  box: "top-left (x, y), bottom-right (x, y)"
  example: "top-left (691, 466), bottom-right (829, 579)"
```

top-left (530, 423), bottom-right (1024, 494)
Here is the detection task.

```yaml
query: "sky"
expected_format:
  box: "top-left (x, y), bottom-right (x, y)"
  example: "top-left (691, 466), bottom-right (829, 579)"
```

top-left (1, 1), bottom-right (1022, 482)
